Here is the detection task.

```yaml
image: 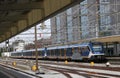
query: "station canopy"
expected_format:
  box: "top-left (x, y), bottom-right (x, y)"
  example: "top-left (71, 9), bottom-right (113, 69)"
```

top-left (0, 0), bottom-right (82, 43)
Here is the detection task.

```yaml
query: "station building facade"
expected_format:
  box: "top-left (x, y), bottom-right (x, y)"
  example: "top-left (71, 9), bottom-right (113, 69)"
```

top-left (50, 0), bottom-right (120, 56)
top-left (12, 40), bottom-right (25, 51)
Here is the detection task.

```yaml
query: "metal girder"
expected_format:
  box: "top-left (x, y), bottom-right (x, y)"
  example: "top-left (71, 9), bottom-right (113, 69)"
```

top-left (93, 35), bottom-right (120, 43)
top-left (0, 22), bottom-right (13, 28)
top-left (0, 14), bottom-right (27, 22)
top-left (0, 2), bottom-right (44, 11)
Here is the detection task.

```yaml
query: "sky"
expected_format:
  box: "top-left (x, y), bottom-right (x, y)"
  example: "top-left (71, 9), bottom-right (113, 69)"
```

top-left (0, 19), bottom-right (51, 46)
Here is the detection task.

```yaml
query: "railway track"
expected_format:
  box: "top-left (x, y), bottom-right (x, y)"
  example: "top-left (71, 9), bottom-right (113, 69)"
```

top-left (42, 65), bottom-right (109, 78)
top-left (40, 63), bottom-right (120, 78)
top-left (106, 57), bottom-right (120, 65)
top-left (1, 58), bottom-right (120, 78)
top-left (0, 62), bottom-right (42, 78)
top-left (40, 61), bottom-right (120, 72)
top-left (16, 59), bottom-right (120, 78)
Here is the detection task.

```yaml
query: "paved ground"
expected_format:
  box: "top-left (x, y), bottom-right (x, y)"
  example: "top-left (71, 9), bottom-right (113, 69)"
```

top-left (0, 71), bottom-right (10, 78)
top-left (0, 64), bottom-right (36, 78)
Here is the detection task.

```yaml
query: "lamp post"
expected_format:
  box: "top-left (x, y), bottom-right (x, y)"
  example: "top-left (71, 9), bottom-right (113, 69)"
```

top-left (34, 25), bottom-right (45, 74)
top-left (34, 25), bottom-right (39, 72)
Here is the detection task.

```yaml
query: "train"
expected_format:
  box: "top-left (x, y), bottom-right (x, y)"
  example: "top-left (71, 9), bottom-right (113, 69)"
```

top-left (2, 41), bottom-right (106, 62)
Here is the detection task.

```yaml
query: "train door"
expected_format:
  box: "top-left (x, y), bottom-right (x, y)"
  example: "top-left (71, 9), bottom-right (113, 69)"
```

top-left (71, 47), bottom-right (82, 60)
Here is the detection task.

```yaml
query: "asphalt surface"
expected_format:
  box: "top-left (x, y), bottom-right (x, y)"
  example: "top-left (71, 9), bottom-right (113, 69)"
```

top-left (0, 65), bottom-right (34, 78)
top-left (0, 71), bottom-right (10, 78)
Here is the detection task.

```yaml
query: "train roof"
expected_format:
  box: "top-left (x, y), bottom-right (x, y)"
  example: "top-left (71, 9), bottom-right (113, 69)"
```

top-left (47, 45), bottom-right (69, 50)
top-left (47, 43), bottom-right (90, 50)
top-left (9, 42), bottom-right (102, 53)
top-left (72, 43), bottom-right (90, 46)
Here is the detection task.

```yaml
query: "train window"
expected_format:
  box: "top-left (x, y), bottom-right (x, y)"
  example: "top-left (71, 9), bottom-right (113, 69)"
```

top-left (29, 52), bottom-right (32, 56)
top-left (38, 51), bottom-right (41, 56)
top-left (64, 48), bottom-right (66, 56)
top-left (81, 47), bottom-right (90, 52)
top-left (78, 47), bottom-right (82, 54)
top-left (55, 49), bottom-right (59, 56)
top-left (27, 52), bottom-right (31, 56)
top-left (86, 46), bottom-right (90, 51)
top-left (51, 50), bottom-right (55, 56)
top-left (93, 45), bottom-right (102, 52)
top-left (49, 50), bottom-right (51, 56)
top-left (80, 46), bottom-right (90, 56)
top-left (24, 52), bottom-right (26, 56)
top-left (32, 51), bottom-right (34, 56)
top-left (54, 49), bottom-right (57, 56)
top-left (61, 49), bottom-right (64, 56)
top-left (42, 50), bottom-right (45, 56)
top-left (47, 50), bottom-right (50, 56)
top-left (66, 48), bottom-right (72, 56)
top-left (25, 52), bottom-right (27, 56)
top-left (27, 52), bottom-right (29, 56)
top-left (72, 48), bottom-right (74, 53)
top-left (57, 49), bottom-right (60, 56)
top-left (46, 50), bottom-right (49, 56)
top-left (53, 50), bottom-right (55, 56)
top-left (59, 49), bottom-right (61, 56)
top-left (50, 50), bottom-right (53, 56)
top-left (46, 50), bottom-right (48, 56)
top-left (74, 47), bottom-right (79, 52)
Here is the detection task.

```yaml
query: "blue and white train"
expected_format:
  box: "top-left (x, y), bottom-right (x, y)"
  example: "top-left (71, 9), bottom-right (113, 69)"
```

top-left (2, 42), bottom-right (106, 61)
